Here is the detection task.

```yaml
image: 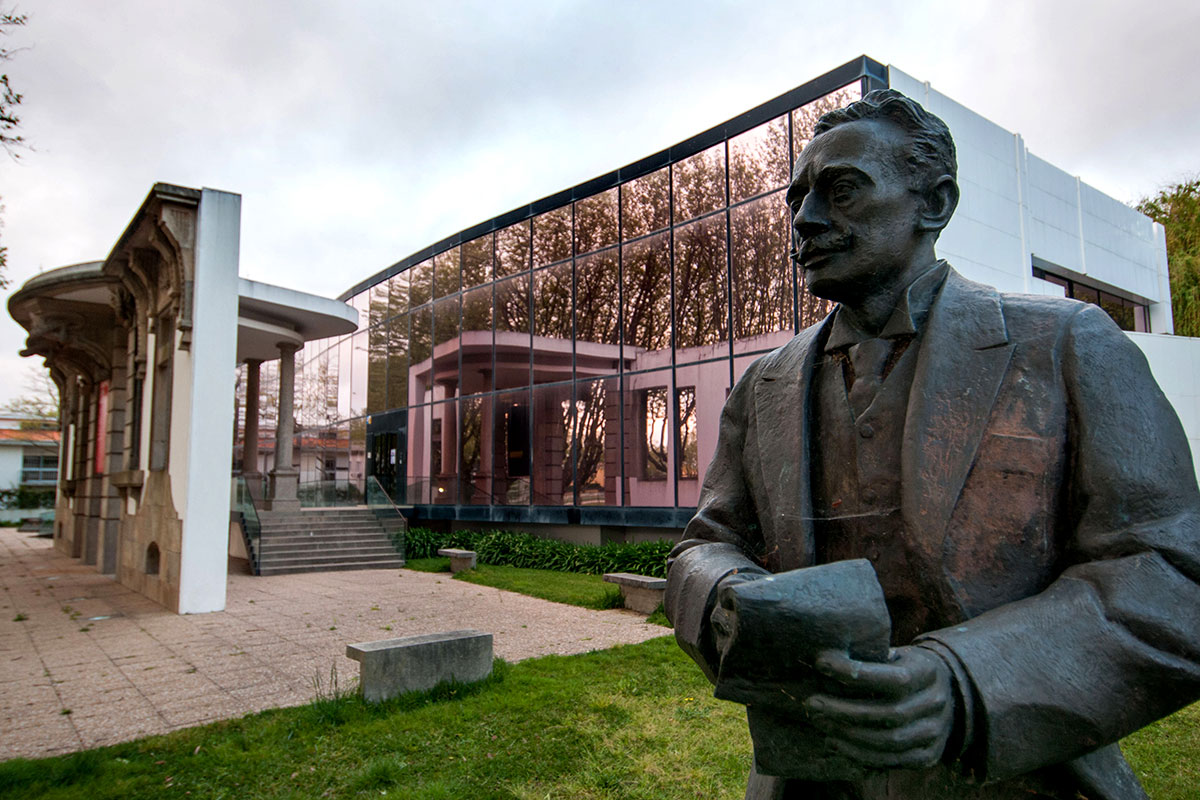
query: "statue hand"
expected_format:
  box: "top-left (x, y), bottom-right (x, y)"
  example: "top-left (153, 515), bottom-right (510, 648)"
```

top-left (803, 646), bottom-right (954, 769)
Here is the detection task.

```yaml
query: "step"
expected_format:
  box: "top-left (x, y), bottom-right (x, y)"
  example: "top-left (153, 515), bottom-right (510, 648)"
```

top-left (258, 559), bottom-right (405, 576)
top-left (260, 555), bottom-right (404, 570)
top-left (261, 546), bottom-right (401, 560)
top-left (259, 534), bottom-right (394, 546)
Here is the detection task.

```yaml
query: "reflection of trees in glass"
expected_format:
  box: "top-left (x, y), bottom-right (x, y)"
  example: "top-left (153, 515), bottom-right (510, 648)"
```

top-left (642, 386), bottom-right (669, 479)
top-left (368, 283), bottom-right (390, 329)
top-left (575, 188), bottom-right (618, 255)
top-left (622, 168), bottom-right (670, 240)
top-left (566, 380), bottom-right (608, 503)
top-left (676, 386), bottom-right (698, 479)
top-left (792, 85), bottom-right (862, 159)
top-left (675, 215), bottom-right (729, 348)
top-left (496, 221), bottom-right (530, 277)
top-left (460, 395), bottom-right (483, 499)
top-left (462, 234), bottom-right (493, 289)
top-left (533, 206), bottom-right (572, 267)
top-left (385, 316), bottom-right (408, 409)
top-left (575, 250), bottom-right (619, 345)
top-left (434, 246), bottom-right (460, 299)
top-left (411, 305), bottom-right (432, 363)
top-left (462, 285), bottom-right (492, 333)
top-left (533, 264), bottom-right (572, 340)
top-left (731, 190), bottom-right (793, 338)
top-left (729, 115), bottom-right (790, 204)
top-left (388, 272), bottom-right (408, 318)
top-left (433, 296), bottom-right (460, 347)
top-left (409, 260), bottom-right (433, 308)
top-left (673, 144), bottom-right (726, 223)
top-left (495, 274), bottom-right (530, 334)
top-left (622, 232), bottom-right (671, 350)
top-left (367, 322), bottom-right (387, 413)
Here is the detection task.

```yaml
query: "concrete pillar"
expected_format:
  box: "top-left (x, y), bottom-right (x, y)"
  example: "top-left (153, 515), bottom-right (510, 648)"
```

top-left (242, 359), bottom-right (262, 478)
top-left (437, 381), bottom-right (457, 503)
top-left (268, 343), bottom-right (300, 511)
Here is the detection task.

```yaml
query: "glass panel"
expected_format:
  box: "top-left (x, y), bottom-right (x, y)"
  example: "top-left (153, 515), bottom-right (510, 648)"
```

top-left (532, 382), bottom-right (572, 506)
top-left (367, 319), bottom-right (388, 414)
top-left (1097, 291), bottom-right (1135, 331)
top-left (731, 190), bottom-right (794, 345)
top-left (496, 220), bottom-right (531, 277)
top-left (574, 249), bottom-right (620, 350)
top-left (622, 231), bottom-right (671, 354)
top-left (532, 263), bottom-right (573, 385)
top-left (673, 143), bottom-right (726, 223)
top-left (673, 360), bottom-right (729, 505)
top-left (387, 271), bottom-right (409, 319)
top-left (350, 291), bottom-right (370, 322)
top-left (492, 389), bottom-right (530, 505)
top-left (575, 188), bottom-right (618, 255)
top-left (675, 214), bottom-right (730, 356)
top-left (405, 404), bottom-right (430, 503)
top-left (622, 370), bottom-right (674, 507)
top-left (433, 295), bottom-right (461, 348)
top-left (385, 316), bottom-right (409, 409)
top-left (430, 399), bottom-right (456, 503)
top-left (408, 259), bottom-right (434, 309)
top-left (792, 83), bottom-right (863, 161)
top-left (350, 416), bottom-right (367, 499)
top-left (729, 114), bottom-right (790, 204)
top-left (461, 285), bottom-right (493, 396)
top-left (494, 274), bottom-right (530, 391)
top-left (570, 376), bottom-right (619, 506)
top-left (433, 246), bottom-right (460, 300)
top-left (410, 305), bottom-right (432, 366)
top-left (532, 205), bottom-right (572, 267)
top-left (336, 338), bottom-right (352, 420)
top-left (350, 330), bottom-right (369, 418)
top-left (622, 167), bottom-right (670, 240)
top-left (460, 394), bottom-right (491, 504)
top-left (367, 282), bottom-right (391, 328)
top-left (462, 233), bottom-right (493, 289)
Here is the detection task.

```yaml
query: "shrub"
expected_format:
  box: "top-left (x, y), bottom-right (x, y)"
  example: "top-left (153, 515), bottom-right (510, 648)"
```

top-left (0, 486), bottom-right (55, 510)
top-left (396, 527), bottom-right (673, 578)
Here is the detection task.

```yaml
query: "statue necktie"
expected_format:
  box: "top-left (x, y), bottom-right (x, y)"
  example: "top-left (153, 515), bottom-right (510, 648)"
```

top-left (848, 337), bottom-right (892, 419)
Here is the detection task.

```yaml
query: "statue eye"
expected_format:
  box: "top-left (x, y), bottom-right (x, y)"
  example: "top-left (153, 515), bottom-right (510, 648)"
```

top-left (831, 180), bottom-right (857, 205)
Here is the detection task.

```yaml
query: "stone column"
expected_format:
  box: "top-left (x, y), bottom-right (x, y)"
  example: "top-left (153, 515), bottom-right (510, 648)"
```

top-left (268, 343), bottom-right (300, 511)
top-left (242, 359), bottom-right (262, 479)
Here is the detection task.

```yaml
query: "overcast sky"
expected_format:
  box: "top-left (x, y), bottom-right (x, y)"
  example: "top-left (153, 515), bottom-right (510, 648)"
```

top-left (2, 0), bottom-right (1198, 406)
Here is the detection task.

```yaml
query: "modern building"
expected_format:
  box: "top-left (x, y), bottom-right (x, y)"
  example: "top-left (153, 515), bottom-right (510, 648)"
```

top-left (0, 413), bottom-right (60, 522)
top-left (11, 55), bottom-right (1196, 612)
top-left (257, 55), bottom-right (1189, 545)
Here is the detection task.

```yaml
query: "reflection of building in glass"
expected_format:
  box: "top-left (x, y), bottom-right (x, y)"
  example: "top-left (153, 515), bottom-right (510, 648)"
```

top-left (236, 56), bottom-right (1189, 537)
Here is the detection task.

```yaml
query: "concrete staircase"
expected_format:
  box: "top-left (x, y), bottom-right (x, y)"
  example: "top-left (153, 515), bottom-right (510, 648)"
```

top-left (254, 507), bottom-right (406, 576)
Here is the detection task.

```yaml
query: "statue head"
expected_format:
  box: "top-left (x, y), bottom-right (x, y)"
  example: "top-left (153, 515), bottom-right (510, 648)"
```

top-left (787, 89), bottom-right (959, 306)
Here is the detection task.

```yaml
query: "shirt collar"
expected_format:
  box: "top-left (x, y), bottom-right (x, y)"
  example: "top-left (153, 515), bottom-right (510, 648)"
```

top-left (824, 261), bottom-right (950, 353)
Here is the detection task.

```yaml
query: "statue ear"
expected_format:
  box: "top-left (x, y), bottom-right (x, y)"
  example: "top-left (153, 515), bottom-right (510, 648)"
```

top-left (917, 175), bottom-right (959, 233)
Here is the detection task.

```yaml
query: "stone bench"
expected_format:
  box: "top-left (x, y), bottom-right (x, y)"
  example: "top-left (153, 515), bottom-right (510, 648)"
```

top-left (437, 548), bottom-right (477, 573)
top-left (603, 572), bottom-right (667, 614)
top-left (346, 629), bottom-right (493, 703)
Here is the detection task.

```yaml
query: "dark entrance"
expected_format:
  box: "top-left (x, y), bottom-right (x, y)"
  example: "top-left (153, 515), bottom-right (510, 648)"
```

top-left (366, 409), bottom-right (407, 503)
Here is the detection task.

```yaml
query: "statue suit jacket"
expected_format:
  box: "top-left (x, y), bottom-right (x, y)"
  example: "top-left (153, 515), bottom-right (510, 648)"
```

top-left (666, 267), bottom-right (1200, 799)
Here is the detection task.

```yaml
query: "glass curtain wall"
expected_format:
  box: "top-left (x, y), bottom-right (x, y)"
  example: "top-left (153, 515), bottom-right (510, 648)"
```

top-left (266, 81), bottom-right (861, 511)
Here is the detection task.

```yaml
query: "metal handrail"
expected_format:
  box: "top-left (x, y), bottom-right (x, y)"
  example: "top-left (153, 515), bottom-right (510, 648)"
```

top-left (232, 476), bottom-right (263, 575)
top-left (366, 475), bottom-right (407, 562)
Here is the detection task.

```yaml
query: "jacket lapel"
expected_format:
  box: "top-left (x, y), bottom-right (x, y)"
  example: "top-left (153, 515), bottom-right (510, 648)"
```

top-left (902, 269), bottom-right (1013, 564)
top-left (753, 319), bottom-right (828, 570)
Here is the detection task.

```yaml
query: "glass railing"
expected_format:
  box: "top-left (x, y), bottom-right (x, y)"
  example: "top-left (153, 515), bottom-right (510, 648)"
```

top-left (296, 479), bottom-right (365, 508)
top-left (231, 476), bottom-right (262, 575)
top-left (366, 475), bottom-right (407, 562)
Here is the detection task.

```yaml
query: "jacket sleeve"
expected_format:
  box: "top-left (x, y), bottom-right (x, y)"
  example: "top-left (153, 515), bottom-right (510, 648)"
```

top-left (920, 304), bottom-right (1200, 781)
top-left (666, 361), bottom-right (771, 683)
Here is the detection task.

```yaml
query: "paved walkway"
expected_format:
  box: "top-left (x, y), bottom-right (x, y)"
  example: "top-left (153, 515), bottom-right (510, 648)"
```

top-left (0, 527), bottom-right (670, 761)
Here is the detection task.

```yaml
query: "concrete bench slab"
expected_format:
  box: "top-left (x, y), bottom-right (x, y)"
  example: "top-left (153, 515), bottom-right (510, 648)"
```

top-left (346, 629), bottom-right (493, 702)
top-left (437, 548), bottom-right (477, 573)
top-left (603, 572), bottom-right (667, 614)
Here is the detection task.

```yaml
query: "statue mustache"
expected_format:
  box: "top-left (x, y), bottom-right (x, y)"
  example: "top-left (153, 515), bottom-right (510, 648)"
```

top-left (789, 234), bottom-right (853, 266)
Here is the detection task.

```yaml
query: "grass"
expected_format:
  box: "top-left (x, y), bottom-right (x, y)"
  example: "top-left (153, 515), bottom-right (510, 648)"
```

top-left (404, 559), bottom-right (624, 611)
top-left (0, 637), bottom-right (749, 800)
top-left (0, 636), bottom-right (1195, 798)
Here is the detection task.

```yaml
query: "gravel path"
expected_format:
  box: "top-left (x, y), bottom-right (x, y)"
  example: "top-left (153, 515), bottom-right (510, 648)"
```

top-left (0, 527), bottom-right (670, 760)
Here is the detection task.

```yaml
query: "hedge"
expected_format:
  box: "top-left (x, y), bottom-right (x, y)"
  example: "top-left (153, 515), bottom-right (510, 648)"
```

top-left (396, 526), bottom-right (672, 578)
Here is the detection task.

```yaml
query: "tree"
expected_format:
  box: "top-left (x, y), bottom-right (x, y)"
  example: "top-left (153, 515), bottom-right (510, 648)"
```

top-left (0, 8), bottom-right (28, 290)
top-left (1, 364), bottom-right (58, 425)
top-left (1138, 178), bottom-right (1200, 337)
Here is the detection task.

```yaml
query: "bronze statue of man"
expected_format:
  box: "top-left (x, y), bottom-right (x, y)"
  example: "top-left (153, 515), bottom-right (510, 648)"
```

top-left (665, 89), bottom-right (1200, 799)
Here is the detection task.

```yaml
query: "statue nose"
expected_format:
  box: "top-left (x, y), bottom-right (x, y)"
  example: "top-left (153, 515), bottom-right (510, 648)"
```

top-left (793, 195), bottom-right (831, 239)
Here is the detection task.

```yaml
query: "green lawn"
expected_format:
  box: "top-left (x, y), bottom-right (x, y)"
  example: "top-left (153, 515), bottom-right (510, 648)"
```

top-left (0, 636), bottom-right (1194, 799)
top-left (404, 559), bottom-right (624, 611)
